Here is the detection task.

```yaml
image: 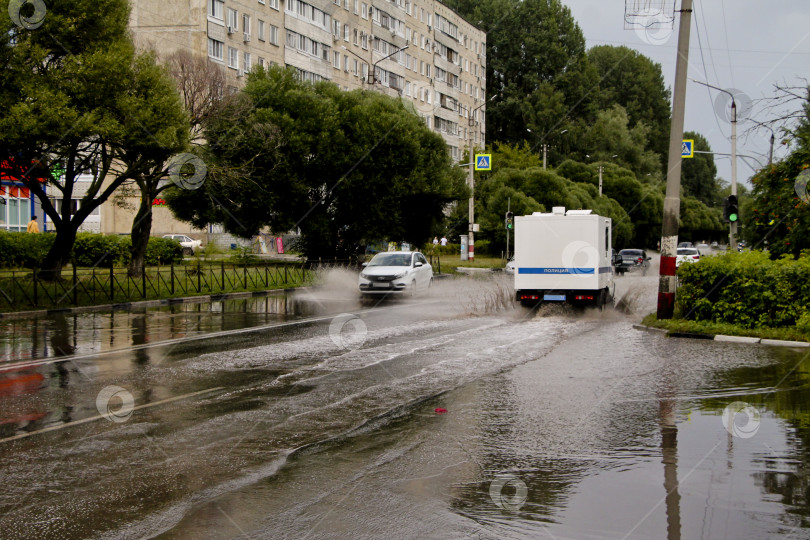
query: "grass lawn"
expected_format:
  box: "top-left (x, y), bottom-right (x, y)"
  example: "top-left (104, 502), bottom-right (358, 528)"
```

top-left (641, 313), bottom-right (810, 343)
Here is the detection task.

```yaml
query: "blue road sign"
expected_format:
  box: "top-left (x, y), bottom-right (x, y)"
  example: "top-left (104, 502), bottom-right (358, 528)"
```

top-left (475, 154), bottom-right (491, 171)
top-left (682, 139), bottom-right (694, 158)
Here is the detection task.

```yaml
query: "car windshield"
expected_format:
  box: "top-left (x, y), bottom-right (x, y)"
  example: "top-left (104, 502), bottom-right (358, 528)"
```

top-left (620, 250), bottom-right (643, 256)
top-left (677, 248), bottom-right (698, 255)
top-left (368, 253), bottom-right (412, 267)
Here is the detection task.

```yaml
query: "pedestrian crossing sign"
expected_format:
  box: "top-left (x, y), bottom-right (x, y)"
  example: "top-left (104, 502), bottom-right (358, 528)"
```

top-left (681, 139), bottom-right (694, 158)
top-left (475, 154), bottom-right (491, 171)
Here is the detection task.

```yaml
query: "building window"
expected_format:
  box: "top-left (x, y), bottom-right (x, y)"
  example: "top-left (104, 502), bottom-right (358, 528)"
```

top-left (269, 25), bottom-right (279, 45)
top-left (209, 0), bottom-right (224, 20)
top-left (361, 2), bottom-right (367, 19)
top-left (258, 57), bottom-right (265, 67)
top-left (344, 54), bottom-right (349, 72)
top-left (227, 8), bottom-right (238, 31)
top-left (208, 38), bottom-right (224, 60)
top-left (333, 19), bottom-right (340, 37)
top-left (243, 14), bottom-right (250, 36)
top-left (258, 0), bottom-right (265, 5)
top-left (333, 51), bottom-right (340, 68)
top-left (353, 59), bottom-right (358, 75)
top-left (268, 0), bottom-right (279, 9)
top-left (244, 52), bottom-right (251, 72)
top-left (258, 20), bottom-right (265, 41)
top-left (343, 24), bottom-right (349, 41)
top-left (228, 46), bottom-right (238, 68)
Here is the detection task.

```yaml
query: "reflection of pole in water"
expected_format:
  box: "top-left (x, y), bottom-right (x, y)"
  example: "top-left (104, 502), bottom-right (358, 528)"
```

top-left (132, 312), bottom-right (150, 366)
top-left (660, 399), bottom-right (681, 540)
top-left (50, 313), bottom-right (76, 356)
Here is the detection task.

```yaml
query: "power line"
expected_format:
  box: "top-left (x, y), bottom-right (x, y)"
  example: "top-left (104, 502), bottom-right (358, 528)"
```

top-left (693, 2), bottom-right (726, 136)
top-left (719, 0), bottom-right (736, 87)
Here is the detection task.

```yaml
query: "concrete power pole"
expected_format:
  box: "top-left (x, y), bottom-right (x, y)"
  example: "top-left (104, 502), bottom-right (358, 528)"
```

top-left (657, 0), bottom-right (693, 320)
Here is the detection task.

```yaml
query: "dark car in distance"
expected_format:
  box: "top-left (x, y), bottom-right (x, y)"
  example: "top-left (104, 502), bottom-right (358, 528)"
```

top-left (616, 249), bottom-right (651, 275)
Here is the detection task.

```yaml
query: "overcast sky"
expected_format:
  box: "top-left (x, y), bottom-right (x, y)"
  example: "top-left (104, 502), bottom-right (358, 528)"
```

top-left (562, 0), bottom-right (810, 187)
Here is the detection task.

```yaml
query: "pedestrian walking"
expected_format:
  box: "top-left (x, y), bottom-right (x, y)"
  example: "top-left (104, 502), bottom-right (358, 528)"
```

top-left (440, 236), bottom-right (448, 246)
top-left (432, 236), bottom-right (439, 246)
top-left (27, 215), bottom-right (39, 233)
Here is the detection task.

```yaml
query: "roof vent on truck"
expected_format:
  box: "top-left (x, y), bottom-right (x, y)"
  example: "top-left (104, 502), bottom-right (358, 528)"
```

top-left (566, 209), bottom-right (593, 215)
top-left (552, 206), bottom-right (566, 215)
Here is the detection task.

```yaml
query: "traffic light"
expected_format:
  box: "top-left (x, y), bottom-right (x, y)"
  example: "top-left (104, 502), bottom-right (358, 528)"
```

top-left (724, 195), bottom-right (739, 223)
top-left (505, 211), bottom-right (514, 230)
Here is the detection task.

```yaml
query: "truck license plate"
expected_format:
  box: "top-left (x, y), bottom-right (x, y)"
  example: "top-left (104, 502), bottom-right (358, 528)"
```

top-left (543, 294), bottom-right (566, 301)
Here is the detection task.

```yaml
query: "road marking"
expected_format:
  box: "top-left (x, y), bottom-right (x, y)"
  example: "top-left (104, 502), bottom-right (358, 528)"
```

top-left (0, 386), bottom-right (224, 444)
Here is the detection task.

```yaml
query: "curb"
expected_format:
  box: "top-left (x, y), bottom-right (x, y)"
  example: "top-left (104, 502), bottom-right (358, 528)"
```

top-left (0, 286), bottom-right (310, 320)
top-left (633, 324), bottom-right (809, 348)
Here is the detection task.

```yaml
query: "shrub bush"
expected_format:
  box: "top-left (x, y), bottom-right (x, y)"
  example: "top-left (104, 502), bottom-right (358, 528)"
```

top-left (676, 250), bottom-right (810, 329)
top-left (72, 233), bottom-right (129, 267)
top-left (0, 232), bottom-right (184, 268)
top-left (0, 230), bottom-right (56, 268)
top-left (144, 237), bottom-right (183, 265)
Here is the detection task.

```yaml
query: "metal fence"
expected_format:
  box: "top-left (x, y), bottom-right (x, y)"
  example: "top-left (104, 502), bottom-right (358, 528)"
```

top-left (0, 262), bottom-right (320, 312)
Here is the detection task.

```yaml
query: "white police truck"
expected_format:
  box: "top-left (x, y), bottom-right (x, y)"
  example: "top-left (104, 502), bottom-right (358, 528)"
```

top-left (513, 207), bottom-right (617, 308)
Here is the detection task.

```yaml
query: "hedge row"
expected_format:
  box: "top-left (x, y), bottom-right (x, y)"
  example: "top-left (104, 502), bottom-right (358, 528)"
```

top-left (677, 250), bottom-right (810, 330)
top-left (0, 231), bottom-right (184, 268)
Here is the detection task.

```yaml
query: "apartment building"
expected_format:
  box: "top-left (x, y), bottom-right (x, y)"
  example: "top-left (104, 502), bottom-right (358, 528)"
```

top-left (130, 0), bottom-right (486, 157)
top-left (105, 0), bottom-right (485, 236)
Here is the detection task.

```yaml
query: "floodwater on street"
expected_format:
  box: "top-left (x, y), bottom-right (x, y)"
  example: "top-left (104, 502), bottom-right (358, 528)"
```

top-left (0, 265), bottom-right (808, 539)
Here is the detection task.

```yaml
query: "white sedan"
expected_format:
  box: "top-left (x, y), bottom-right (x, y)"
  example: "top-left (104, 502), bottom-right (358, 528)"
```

top-left (675, 247), bottom-right (701, 267)
top-left (358, 251), bottom-right (432, 295)
top-left (163, 234), bottom-right (202, 255)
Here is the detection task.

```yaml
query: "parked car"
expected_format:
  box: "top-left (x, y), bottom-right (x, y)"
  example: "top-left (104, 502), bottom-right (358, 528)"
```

top-left (616, 249), bottom-right (651, 275)
top-left (358, 251), bottom-right (432, 295)
top-left (163, 234), bottom-right (202, 255)
top-left (696, 243), bottom-right (710, 251)
top-left (505, 256), bottom-right (515, 275)
top-left (711, 241), bottom-right (719, 248)
top-left (675, 247), bottom-right (701, 267)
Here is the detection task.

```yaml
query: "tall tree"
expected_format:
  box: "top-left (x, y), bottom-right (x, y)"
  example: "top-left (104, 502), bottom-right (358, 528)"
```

top-left (167, 67), bottom-right (467, 258)
top-left (680, 131), bottom-right (720, 208)
top-left (126, 51), bottom-right (223, 278)
top-left (587, 45), bottom-right (672, 162)
top-left (0, 0), bottom-right (188, 279)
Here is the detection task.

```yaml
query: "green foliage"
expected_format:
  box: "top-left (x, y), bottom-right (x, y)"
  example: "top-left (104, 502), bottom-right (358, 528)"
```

top-left (168, 66), bottom-right (466, 259)
top-left (587, 45), bottom-right (671, 164)
top-left (676, 251), bottom-right (810, 329)
top-left (747, 89), bottom-right (810, 257)
top-left (228, 246), bottom-right (260, 266)
top-left (681, 131), bottom-right (721, 207)
top-left (0, 0), bottom-right (189, 277)
top-left (72, 234), bottom-right (130, 267)
top-left (0, 233), bottom-right (183, 269)
top-left (0, 231), bottom-right (56, 268)
top-left (143, 237), bottom-right (184, 265)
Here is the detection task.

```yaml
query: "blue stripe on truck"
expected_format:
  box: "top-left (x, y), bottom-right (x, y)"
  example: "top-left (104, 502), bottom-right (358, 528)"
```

top-left (518, 267), bottom-right (612, 275)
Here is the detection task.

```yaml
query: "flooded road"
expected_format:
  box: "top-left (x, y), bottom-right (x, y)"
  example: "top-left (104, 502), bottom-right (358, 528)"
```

top-left (0, 268), bottom-right (808, 539)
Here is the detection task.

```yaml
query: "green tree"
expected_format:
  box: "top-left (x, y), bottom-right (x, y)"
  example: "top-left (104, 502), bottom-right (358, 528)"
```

top-left (0, 0), bottom-right (188, 279)
top-left (167, 67), bottom-right (466, 258)
top-left (748, 88), bottom-right (810, 257)
top-left (587, 45), bottom-right (671, 162)
top-left (681, 131), bottom-right (721, 207)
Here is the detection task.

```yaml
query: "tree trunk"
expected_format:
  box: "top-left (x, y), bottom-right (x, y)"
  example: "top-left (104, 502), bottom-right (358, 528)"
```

top-left (39, 226), bottom-right (77, 281)
top-left (128, 187), bottom-right (155, 278)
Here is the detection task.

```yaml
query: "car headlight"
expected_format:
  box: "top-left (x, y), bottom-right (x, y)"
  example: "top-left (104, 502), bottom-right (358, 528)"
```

top-left (393, 272), bottom-right (407, 279)
top-left (360, 272), bottom-right (370, 279)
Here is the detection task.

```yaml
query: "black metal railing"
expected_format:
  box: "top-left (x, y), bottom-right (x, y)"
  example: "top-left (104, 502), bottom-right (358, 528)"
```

top-left (0, 261), bottom-right (319, 312)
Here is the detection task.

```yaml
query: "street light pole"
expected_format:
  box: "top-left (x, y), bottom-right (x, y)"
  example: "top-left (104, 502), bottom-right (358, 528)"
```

top-left (371, 45), bottom-right (408, 85)
top-left (527, 129), bottom-right (567, 169)
top-left (467, 97), bottom-right (494, 261)
top-left (690, 78), bottom-right (738, 247)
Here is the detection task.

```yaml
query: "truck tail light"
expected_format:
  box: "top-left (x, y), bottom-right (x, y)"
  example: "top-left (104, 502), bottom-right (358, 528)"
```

top-left (519, 294), bottom-right (540, 300)
top-left (574, 295), bottom-right (594, 301)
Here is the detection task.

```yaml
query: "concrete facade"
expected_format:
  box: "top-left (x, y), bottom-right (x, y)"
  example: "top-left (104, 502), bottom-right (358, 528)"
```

top-left (105, 0), bottom-right (486, 237)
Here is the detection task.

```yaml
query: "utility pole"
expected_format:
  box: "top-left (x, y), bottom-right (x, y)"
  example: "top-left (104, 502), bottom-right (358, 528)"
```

top-left (543, 144), bottom-right (548, 170)
top-left (730, 100), bottom-right (737, 248)
top-left (657, 0), bottom-right (693, 320)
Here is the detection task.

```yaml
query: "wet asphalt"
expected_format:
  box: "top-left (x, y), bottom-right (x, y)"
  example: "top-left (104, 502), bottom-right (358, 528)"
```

top-left (0, 266), bottom-right (808, 539)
